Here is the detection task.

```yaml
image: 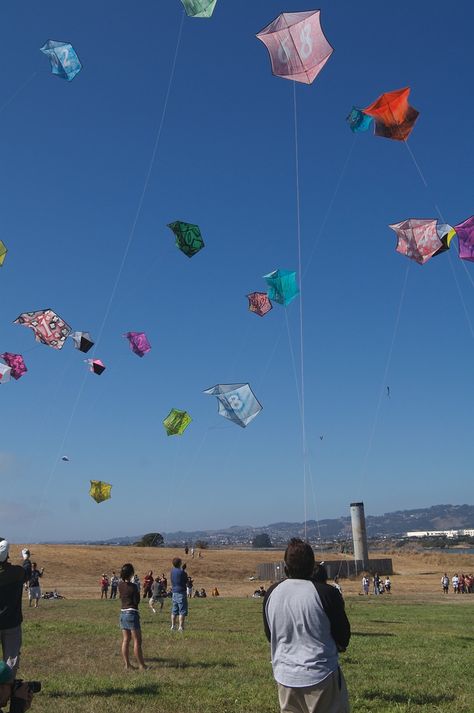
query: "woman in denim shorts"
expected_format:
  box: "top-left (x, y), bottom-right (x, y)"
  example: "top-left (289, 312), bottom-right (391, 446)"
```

top-left (118, 563), bottom-right (147, 670)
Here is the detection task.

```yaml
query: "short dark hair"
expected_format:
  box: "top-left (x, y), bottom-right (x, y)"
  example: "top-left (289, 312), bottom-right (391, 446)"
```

top-left (121, 563), bottom-right (134, 580)
top-left (284, 538), bottom-right (315, 579)
top-left (172, 557), bottom-right (182, 568)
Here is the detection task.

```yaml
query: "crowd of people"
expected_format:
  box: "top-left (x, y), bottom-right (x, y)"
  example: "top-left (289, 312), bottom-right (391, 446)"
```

top-left (441, 572), bottom-right (473, 593)
top-left (361, 574), bottom-right (391, 595)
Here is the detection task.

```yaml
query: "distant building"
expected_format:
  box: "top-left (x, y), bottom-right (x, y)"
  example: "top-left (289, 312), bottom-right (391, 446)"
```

top-left (406, 529), bottom-right (474, 538)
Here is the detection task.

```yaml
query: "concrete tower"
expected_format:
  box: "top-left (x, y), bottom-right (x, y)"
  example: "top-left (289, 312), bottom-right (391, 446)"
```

top-left (350, 501), bottom-right (369, 569)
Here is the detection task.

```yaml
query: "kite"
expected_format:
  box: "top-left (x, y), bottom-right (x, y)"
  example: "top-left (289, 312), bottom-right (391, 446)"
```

top-left (40, 41), bottom-right (82, 82)
top-left (124, 332), bottom-right (151, 358)
top-left (453, 216), bottom-right (474, 261)
top-left (387, 387), bottom-right (390, 398)
top-left (163, 409), bottom-right (192, 436)
top-left (61, 456), bottom-right (70, 462)
top-left (181, 0), bottom-right (217, 18)
top-left (0, 363), bottom-right (11, 383)
top-left (14, 310), bottom-right (71, 349)
top-left (263, 269), bottom-right (299, 306)
top-left (362, 88), bottom-right (419, 141)
top-left (389, 219), bottom-right (444, 264)
top-left (247, 292), bottom-right (273, 317)
top-left (346, 108), bottom-right (373, 133)
top-left (204, 383), bottom-right (262, 428)
top-left (87, 359), bottom-right (106, 375)
top-left (89, 480), bottom-right (112, 504)
top-left (0, 353), bottom-right (27, 380)
top-left (257, 11), bottom-right (333, 84)
top-left (167, 221), bottom-right (205, 258)
top-left (71, 331), bottom-right (94, 353)
top-left (0, 241), bottom-right (7, 266)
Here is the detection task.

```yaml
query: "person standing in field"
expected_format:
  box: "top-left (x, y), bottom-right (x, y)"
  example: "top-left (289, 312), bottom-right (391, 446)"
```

top-left (384, 577), bottom-right (391, 593)
top-left (100, 574), bottom-right (109, 599)
top-left (0, 538), bottom-right (27, 675)
top-left (143, 571), bottom-right (153, 599)
top-left (452, 573), bottom-right (459, 594)
top-left (373, 573), bottom-right (380, 596)
top-left (441, 574), bottom-right (449, 594)
top-left (20, 550), bottom-right (32, 592)
top-left (263, 538), bottom-right (350, 713)
top-left (110, 572), bottom-right (119, 599)
top-left (149, 577), bottom-right (166, 614)
top-left (170, 558), bottom-right (188, 632)
top-left (28, 563), bottom-right (44, 608)
top-left (118, 563), bottom-right (146, 671)
top-left (362, 576), bottom-right (369, 595)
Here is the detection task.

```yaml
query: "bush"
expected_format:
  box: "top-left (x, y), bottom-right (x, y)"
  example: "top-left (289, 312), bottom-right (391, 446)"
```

top-left (252, 533), bottom-right (272, 548)
top-left (134, 532), bottom-right (164, 547)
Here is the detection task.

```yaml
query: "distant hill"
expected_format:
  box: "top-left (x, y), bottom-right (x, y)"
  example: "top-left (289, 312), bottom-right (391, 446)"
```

top-left (59, 504), bottom-right (474, 546)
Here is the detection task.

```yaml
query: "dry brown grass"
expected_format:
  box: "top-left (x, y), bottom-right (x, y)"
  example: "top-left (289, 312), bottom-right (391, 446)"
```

top-left (8, 544), bottom-right (474, 600)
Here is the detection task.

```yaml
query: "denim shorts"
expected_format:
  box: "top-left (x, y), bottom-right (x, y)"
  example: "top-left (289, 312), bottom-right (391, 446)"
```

top-left (171, 592), bottom-right (188, 616)
top-left (120, 609), bottom-right (141, 631)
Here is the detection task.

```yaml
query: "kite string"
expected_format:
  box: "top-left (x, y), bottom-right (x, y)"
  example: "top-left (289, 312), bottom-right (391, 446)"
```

top-left (360, 263), bottom-right (409, 481)
top-left (0, 71), bottom-right (38, 118)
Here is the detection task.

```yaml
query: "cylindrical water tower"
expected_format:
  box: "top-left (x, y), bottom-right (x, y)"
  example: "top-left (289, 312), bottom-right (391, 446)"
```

top-left (350, 501), bottom-right (369, 570)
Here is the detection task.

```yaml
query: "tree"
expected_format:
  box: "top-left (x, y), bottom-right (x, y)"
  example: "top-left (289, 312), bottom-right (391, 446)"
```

top-left (252, 533), bottom-right (272, 548)
top-left (134, 532), bottom-right (164, 547)
top-left (195, 540), bottom-right (209, 550)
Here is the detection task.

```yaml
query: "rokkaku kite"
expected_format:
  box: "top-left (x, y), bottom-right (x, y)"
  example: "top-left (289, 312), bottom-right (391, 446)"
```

top-left (0, 353), bottom-right (27, 380)
top-left (14, 310), bottom-right (71, 349)
top-left (204, 383), bottom-right (262, 428)
top-left (163, 409), bottom-right (192, 436)
top-left (40, 40), bottom-right (82, 82)
top-left (257, 11), bottom-right (333, 84)
top-left (263, 269), bottom-right (299, 306)
top-left (389, 219), bottom-right (455, 264)
top-left (87, 359), bottom-right (106, 375)
top-left (124, 332), bottom-right (151, 358)
top-left (167, 221), bottom-right (205, 258)
top-left (89, 480), bottom-right (112, 503)
top-left (71, 331), bottom-right (94, 353)
top-left (181, 0), bottom-right (217, 17)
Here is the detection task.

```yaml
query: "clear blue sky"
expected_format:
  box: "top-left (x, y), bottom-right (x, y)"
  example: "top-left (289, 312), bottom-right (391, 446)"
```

top-left (1, 1), bottom-right (473, 542)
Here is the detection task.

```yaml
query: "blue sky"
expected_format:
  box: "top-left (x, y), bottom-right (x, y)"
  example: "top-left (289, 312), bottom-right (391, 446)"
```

top-left (1, 0), bottom-right (474, 542)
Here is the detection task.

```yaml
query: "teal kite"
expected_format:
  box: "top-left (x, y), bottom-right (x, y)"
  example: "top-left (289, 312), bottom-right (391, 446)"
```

top-left (181, 0), bottom-right (217, 18)
top-left (263, 270), bottom-right (299, 306)
top-left (167, 221), bottom-right (205, 258)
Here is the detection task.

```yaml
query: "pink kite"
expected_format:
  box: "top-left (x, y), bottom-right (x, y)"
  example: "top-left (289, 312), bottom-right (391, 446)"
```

top-left (256, 11), bottom-right (333, 85)
top-left (0, 353), bottom-right (27, 380)
top-left (247, 292), bottom-right (273, 317)
top-left (453, 216), bottom-right (474, 261)
top-left (87, 359), bottom-right (106, 375)
top-left (14, 309), bottom-right (71, 349)
top-left (389, 219), bottom-right (443, 264)
top-left (124, 332), bottom-right (151, 358)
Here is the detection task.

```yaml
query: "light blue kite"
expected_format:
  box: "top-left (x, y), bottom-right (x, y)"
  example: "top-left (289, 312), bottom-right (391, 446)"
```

top-left (181, 0), bottom-right (218, 18)
top-left (204, 383), bottom-right (262, 428)
top-left (346, 107), bottom-right (373, 133)
top-left (40, 40), bottom-right (82, 81)
top-left (263, 269), bottom-right (299, 306)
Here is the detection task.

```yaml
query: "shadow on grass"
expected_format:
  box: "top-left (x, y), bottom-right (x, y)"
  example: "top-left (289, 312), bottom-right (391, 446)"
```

top-left (49, 683), bottom-right (161, 698)
top-left (369, 620), bottom-right (403, 624)
top-left (456, 635), bottom-right (474, 641)
top-left (364, 691), bottom-right (455, 705)
top-left (352, 632), bottom-right (395, 637)
top-left (146, 657), bottom-right (235, 669)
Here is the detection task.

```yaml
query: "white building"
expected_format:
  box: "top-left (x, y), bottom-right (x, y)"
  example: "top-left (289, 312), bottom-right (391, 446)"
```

top-left (406, 529), bottom-right (474, 538)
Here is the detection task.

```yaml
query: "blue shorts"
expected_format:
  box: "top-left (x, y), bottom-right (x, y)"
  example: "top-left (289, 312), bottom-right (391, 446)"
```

top-left (120, 609), bottom-right (140, 631)
top-left (172, 592), bottom-right (188, 616)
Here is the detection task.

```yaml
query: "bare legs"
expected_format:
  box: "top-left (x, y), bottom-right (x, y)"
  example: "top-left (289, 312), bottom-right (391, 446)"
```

top-left (121, 629), bottom-right (146, 670)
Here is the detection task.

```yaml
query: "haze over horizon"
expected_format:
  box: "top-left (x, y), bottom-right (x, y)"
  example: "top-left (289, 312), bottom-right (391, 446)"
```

top-left (2, 1), bottom-right (474, 542)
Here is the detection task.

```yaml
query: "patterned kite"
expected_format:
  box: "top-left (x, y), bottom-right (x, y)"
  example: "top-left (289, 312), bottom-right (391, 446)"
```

top-left (14, 310), bottom-right (71, 349)
top-left (362, 88), bottom-right (419, 141)
top-left (40, 40), bottom-right (82, 82)
top-left (163, 409), bottom-right (192, 436)
top-left (167, 221), bottom-right (205, 258)
top-left (256, 11), bottom-right (333, 84)
top-left (0, 363), bottom-right (11, 384)
top-left (0, 241), bottom-right (7, 266)
top-left (247, 292), bottom-right (273, 317)
top-left (181, 0), bottom-right (217, 18)
top-left (71, 331), bottom-right (94, 353)
top-left (124, 332), bottom-right (151, 358)
top-left (263, 270), bottom-right (299, 306)
top-left (89, 480), bottom-right (112, 504)
top-left (87, 359), bottom-right (106, 375)
top-left (453, 216), bottom-right (474, 261)
top-left (0, 353), bottom-right (27, 380)
top-left (204, 383), bottom-right (262, 428)
top-left (389, 219), bottom-right (444, 264)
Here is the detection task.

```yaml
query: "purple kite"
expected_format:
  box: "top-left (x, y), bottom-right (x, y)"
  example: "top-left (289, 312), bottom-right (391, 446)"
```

top-left (247, 292), bottom-right (273, 317)
top-left (0, 353), bottom-right (27, 380)
top-left (87, 359), bottom-right (106, 375)
top-left (453, 216), bottom-right (474, 261)
top-left (124, 332), bottom-right (151, 358)
top-left (256, 11), bottom-right (333, 85)
top-left (389, 219), bottom-right (443, 264)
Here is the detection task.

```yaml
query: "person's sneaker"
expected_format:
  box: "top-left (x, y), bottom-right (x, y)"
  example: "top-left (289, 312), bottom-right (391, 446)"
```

top-left (178, 627), bottom-right (184, 632)
top-left (170, 625), bottom-right (176, 630)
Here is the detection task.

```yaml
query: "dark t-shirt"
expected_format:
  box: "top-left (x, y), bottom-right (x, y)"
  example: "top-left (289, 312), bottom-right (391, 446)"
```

top-left (29, 570), bottom-right (42, 588)
top-left (118, 580), bottom-right (140, 610)
top-left (0, 563), bottom-right (26, 629)
top-left (171, 567), bottom-right (187, 593)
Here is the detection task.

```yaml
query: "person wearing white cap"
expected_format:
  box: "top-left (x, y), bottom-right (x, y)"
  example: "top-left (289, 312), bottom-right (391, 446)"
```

top-left (0, 538), bottom-right (27, 676)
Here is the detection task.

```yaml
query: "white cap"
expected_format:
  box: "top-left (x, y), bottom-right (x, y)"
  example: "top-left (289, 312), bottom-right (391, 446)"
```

top-left (21, 548), bottom-right (30, 560)
top-left (0, 539), bottom-right (10, 563)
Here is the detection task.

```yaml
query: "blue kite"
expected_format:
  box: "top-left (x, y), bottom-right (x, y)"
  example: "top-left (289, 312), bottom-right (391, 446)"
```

top-left (263, 269), bottom-right (299, 306)
top-left (203, 383), bottom-right (262, 428)
top-left (40, 41), bottom-right (82, 81)
top-left (346, 107), bottom-right (373, 133)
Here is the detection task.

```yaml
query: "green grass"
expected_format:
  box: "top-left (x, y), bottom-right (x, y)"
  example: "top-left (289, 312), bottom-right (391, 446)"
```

top-left (19, 595), bottom-right (474, 712)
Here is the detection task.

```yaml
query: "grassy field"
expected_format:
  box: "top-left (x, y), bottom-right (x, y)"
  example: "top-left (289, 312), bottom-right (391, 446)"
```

top-left (20, 593), bottom-right (474, 713)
